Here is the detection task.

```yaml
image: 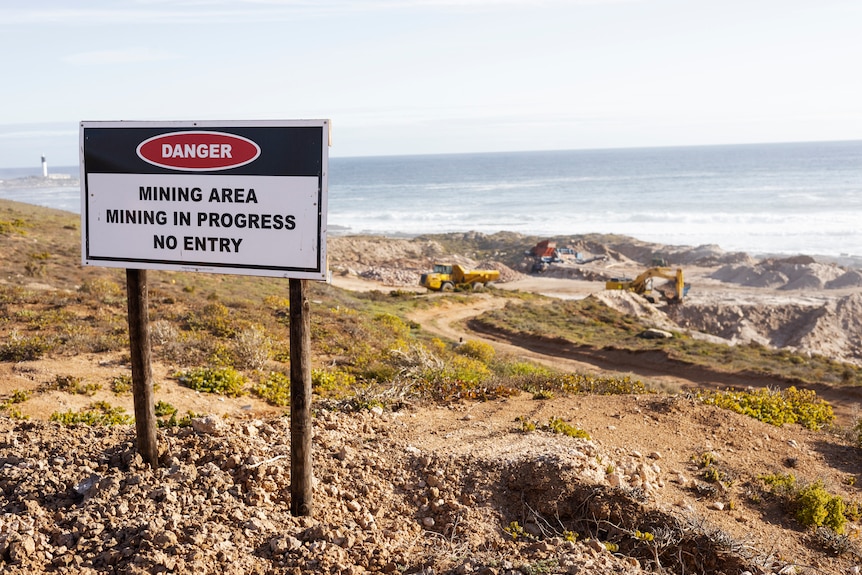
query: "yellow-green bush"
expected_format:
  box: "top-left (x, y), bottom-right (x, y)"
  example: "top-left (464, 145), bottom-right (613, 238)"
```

top-left (547, 416), bottom-right (591, 439)
top-left (154, 400), bottom-right (177, 417)
top-left (699, 386), bottom-right (834, 430)
top-left (0, 335), bottom-right (50, 362)
top-left (312, 367), bottom-right (357, 398)
top-left (760, 472), bottom-right (797, 495)
top-left (556, 373), bottom-right (650, 395)
top-left (51, 401), bottom-right (133, 426)
top-left (111, 374), bottom-right (132, 394)
top-left (254, 371), bottom-right (291, 406)
top-left (795, 481), bottom-right (846, 534)
top-left (0, 218), bottom-right (28, 235)
top-left (517, 416), bottom-right (590, 439)
top-left (4, 389), bottom-right (29, 405)
top-left (79, 277), bottom-right (123, 300)
top-left (497, 361), bottom-right (554, 378)
top-left (373, 313), bottom-right (412, 340)
top-left (759, 474), bottom-right (848, 533)
top-left (176, 366), bottom-right (247, 396)
top-left (52, 374), bottom-right (101, 396)
top-left (187, 302), bottom-right (236, 337)
top-left (456, 339), bottom-right (496, 364)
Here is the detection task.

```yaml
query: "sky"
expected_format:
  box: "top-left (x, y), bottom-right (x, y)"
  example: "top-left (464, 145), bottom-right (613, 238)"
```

top-left (1, 0), bottom-right (861, 169)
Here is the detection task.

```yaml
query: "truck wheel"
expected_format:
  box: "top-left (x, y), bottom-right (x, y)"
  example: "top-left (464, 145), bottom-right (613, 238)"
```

top-left (441, 282), bottom-right (454, 291)
top-left (472, 282), bottom-right (484, 291)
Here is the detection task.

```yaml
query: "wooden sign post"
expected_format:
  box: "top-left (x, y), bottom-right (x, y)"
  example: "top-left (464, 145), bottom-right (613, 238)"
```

top-left (289, 279), bottom-right (313, 515)
top-left (125, 269), bottom-right (158, 467)
top-left (81, 120), bottom-right (329, 514)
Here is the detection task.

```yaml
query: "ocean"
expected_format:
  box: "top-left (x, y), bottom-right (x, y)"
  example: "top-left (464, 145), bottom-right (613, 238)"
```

top-left (1, 140), bottom-right (860, 258)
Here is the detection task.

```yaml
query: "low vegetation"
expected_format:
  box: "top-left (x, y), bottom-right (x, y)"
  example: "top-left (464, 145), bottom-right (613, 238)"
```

top-left (698, 386), bottom-right (834, 430)
top-left (50, 401), bottom-right (133, 426)
top-left (475, 298), bottom-right (862, 386)
top-left (758, 473), bottom-right (858, 536)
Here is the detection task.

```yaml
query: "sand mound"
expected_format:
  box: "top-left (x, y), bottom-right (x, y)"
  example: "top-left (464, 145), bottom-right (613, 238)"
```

top-left (826, 269), bottom-right (862, 289)
top-left (590, 291), bottom-right (678, 331)
top-left (673, 293), bottom-right (862, 364)
top-left (711, 257), bottom-right (848, 290)
top-left (790, 293), bottom-right (862, 363)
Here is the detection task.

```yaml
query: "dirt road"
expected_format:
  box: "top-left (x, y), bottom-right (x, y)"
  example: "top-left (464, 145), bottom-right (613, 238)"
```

top-left (406, 293), bottom-right (862, 424)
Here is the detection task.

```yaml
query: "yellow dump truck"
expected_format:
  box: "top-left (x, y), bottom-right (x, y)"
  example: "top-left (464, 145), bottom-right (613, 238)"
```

top-left (420, 264), bottom-right (500, 291)
top-left (605, 267), bottom-right (688, 303)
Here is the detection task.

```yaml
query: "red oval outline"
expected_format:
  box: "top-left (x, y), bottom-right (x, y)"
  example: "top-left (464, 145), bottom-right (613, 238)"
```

top-left (136, 131), bottom-right (261, 171)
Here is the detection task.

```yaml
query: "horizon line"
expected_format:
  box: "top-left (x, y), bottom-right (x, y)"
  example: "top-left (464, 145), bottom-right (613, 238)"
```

top-left (3, 137), bottom-right (861, 170)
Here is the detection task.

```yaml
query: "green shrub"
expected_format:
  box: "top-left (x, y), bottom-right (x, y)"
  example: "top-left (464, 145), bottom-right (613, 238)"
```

top-left (518, 418), bottom-right (538, 432)
top-left (0, 218), bottom-right (28, 235)
top-left (157, 410), bottom-right (200, 428)
top-left (699, 386), bottom-right (834, 430)
top-left (187, 302), bottom-right (236, 337)
top-left (52, 374), bottom-right (101, 396)
top-left (518, 416), bottom-right (590, 439)
top-left (79, 277), bottom-right (123, 300)
top-left (312, 367), bottom-right (357, 398)
top-left (50, 402), bottom-right (133, 426)
top-left (373, 313), bottom-right (412, 340)
top-left (504, 521), bottom-right (533, 541)
top-left (4, 407), bottom-right (28, 420)
top-left (548, 372), bottom-right (650, 395)
top-left (547, 416), bottom-right (590, 439)
top-left (154, 400), bottom-right (177, 417)
top-left (0, 336), bottom-right (50, 362)
top-left (760, 474), bottom-right (847, 534)
top-left (111, 374), bottom-right (132, 394)
top-left (759, 472), bottom-right (797, 496)
top-left (446, 354), bottom-right (492, 384)
top-left (456, 339), bottom-right (496, 364)
top-left (795, 481), bottom-right (846, 534)
top-left (253, 371), bottom-right (291, 406)
top-left (4, 389), bottom-right (30, 405)
top-left (497, 361), bottom-right (554, 378)
top-left (175, 366), bottom-right (247, 396)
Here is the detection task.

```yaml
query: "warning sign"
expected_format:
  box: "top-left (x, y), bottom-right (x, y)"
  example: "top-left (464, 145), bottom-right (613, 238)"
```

top-left (80, 120), bottom-right (329, 279)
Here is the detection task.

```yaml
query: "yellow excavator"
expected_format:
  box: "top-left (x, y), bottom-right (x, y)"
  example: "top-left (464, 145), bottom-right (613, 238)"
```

top-left (605, 267), bottom-right (688, 303)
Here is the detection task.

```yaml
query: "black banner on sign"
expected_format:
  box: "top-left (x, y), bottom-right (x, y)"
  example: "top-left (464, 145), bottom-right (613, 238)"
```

top-left (82, 126), bottom-right (324, 176)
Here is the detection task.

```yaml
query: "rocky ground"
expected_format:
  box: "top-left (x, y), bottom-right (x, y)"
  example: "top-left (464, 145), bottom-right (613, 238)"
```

top-left (3, 231), bottom-right (862, 574)
top-left (3, 391), bottom-right (861, 575)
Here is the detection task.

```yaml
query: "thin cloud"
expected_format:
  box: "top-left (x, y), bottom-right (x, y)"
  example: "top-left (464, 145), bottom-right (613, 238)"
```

top-left (0, 127), bottom-right (77, 140)
top-left (0, 0), bottom-right (634, 26)
top-left (62, 47), bottom-right (177, 65)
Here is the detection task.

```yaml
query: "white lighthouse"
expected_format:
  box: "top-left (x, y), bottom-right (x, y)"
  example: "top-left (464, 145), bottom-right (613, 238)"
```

top-left (41, 155), bottom-right (47, 178)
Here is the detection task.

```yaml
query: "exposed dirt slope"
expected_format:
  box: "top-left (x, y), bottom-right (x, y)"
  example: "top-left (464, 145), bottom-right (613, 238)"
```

top-left (2, 392), bottom-right (861, 574)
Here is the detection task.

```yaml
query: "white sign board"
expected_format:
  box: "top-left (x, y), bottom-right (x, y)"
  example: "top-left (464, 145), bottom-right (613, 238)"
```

top-left (80, 120), bottom-right (328, 279)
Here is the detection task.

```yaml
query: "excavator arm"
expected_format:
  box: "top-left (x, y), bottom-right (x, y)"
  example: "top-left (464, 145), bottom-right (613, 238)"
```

top-left (607, 267), bottom-right (686, 302)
